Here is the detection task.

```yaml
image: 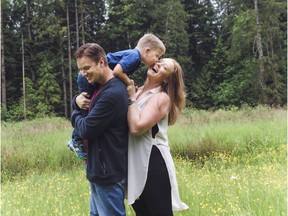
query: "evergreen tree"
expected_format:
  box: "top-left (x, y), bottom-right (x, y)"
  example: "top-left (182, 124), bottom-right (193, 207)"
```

top-left (182, 0), bottom-right (219, 103)
top-left (228, 0), bottom-right (287, 105)
top-left (2, 0), bottom-right (25, 106)
top-left (2, 0), bottom-right (287, 121)
top-left (36, 60), bottom-right (62, 116)
top-left (182, 0), bottom-right (219, 74)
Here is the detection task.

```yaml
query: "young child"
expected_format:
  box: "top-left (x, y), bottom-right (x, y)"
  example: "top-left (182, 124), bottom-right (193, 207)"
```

top-left (68, 33), bottom-right (166, 159)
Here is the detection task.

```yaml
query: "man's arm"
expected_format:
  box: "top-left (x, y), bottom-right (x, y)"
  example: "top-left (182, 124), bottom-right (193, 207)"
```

top-left (72, 97), bottom-right (118, 140)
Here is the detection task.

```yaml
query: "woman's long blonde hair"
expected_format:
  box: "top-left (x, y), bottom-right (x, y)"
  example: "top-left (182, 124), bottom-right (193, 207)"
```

top-left (161, 58), bottom-right (186, 125)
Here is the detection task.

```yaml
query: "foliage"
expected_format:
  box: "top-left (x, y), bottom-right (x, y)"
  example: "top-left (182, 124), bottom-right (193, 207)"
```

top-left (36, 60), bottom-right (62, 115)
top-left (183, 0), bottom-right (219, 72)
top-left (1, 0), bottom-right (287, 121)
top-left (226, 0), bottom-right (287, 105)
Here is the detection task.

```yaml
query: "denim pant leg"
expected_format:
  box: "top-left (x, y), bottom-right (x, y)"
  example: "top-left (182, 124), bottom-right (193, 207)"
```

top-left (89, 179), bottom-right (127, 216)
top-left (89, 189), bottom-right (99, 216)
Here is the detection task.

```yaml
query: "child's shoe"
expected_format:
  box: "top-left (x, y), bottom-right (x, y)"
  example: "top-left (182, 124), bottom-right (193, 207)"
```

top-left (67, 139), bottom-right (87, 160)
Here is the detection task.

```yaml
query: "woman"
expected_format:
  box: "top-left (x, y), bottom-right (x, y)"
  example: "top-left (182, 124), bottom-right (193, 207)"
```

top-left (127, 58), bottom-right (189, 216)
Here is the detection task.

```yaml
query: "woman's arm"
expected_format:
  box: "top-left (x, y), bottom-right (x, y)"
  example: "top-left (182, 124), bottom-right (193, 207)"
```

top-left (128, 92), bottom-right (170, 136)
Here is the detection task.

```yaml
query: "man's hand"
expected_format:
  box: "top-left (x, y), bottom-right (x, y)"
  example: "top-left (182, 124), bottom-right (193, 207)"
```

top-left (76, 92), bottom-right (91, 110)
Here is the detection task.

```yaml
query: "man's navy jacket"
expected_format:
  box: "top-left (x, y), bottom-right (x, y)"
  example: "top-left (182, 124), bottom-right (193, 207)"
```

top-left (72, 77), bottom-right (128, 184)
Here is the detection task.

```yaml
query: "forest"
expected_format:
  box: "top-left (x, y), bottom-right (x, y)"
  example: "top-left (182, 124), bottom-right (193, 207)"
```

top-left (1, 0), bottom-right (287, 121)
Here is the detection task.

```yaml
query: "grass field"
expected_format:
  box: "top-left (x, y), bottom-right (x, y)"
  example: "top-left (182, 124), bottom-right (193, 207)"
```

top-left (1, 106), bottom-right (287, 215)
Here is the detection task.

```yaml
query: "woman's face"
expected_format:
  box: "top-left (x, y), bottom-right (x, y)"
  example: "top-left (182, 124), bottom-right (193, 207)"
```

top-left (147, 58), bottom-right (174, 83)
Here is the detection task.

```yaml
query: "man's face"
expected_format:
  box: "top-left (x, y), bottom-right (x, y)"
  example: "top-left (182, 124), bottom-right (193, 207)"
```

top-left (77, 56), bottom-right (102, 84)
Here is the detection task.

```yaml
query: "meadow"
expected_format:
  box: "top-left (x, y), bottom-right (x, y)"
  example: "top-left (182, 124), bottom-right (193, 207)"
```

top-left (1, 106), bottom-right (287, 216)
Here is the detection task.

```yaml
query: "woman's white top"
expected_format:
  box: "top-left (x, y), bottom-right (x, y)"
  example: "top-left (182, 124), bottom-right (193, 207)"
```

top-left (127, 86), bottom-right (189, 211)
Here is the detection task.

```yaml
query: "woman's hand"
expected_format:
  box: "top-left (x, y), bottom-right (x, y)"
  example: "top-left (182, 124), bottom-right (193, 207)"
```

top-left (127, 79), bottom-right (136, 99)
top-left (76, 92), bottom-right (91, 110)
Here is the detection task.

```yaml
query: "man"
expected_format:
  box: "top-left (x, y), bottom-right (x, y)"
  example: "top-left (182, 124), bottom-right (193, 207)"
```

top-left (71, 43), bottom-right (128, 216)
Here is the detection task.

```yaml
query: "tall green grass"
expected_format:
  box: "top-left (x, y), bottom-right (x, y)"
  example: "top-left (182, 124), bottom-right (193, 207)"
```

top-left (1, 117), bottom-right (83, 182)
top-left (169, 106), bottom-right (286, 160)
top-left (1, 107), bottom-right (287, 215)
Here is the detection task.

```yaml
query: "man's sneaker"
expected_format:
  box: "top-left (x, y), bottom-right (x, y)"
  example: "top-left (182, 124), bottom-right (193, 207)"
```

top-left (67, 139), bottom-right (87, 160)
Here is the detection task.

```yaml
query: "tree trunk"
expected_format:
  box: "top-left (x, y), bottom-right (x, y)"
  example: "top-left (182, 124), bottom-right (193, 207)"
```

top-left (75, 0), bottom-right (79, 48)
top-left (67, 1), bottom-right (73, 116)
top-left (26, 0), bottom-right (32, 40)
top-left (80, 0), bottom-right (85, 44)
top-left (127, 32), bottom-right (131, 49)
top-left (60, 36), bottom-right (68, 118)
top-left (1, 27), bottom-right (7, 111)
top-left (254, 0), bottom-right (266, 89)
top-left (25, 0), bottom-right (35, 81)
top-left (22, 34), bottom-right (27, 120)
